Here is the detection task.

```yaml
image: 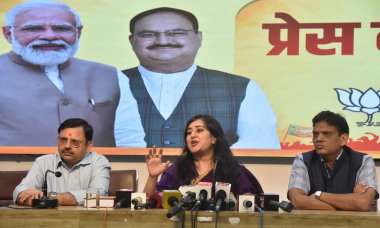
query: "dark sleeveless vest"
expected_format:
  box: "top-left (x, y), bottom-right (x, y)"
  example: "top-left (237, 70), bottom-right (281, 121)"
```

top-left (123, 66), bottom-right (249, 148)
top-left (302, 146), bottom-right (365, 195)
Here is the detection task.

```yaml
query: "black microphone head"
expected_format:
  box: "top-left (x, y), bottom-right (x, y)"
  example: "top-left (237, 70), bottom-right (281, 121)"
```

top-left (215, 190), bottom-right (227, 212)
top-left (227, 199), bottom-right (236, 210)
top-left (168, 196), bottom-right (179, 207)
top-left (183, 191), bottom-right (196, 203)
top-left (268, 200), bottom-right (293, 212)
top-left (243, 200), bottom-right (253, 208)
top-left (149, 192), bottom-right (163, 208)
top-left (55, 171), bottom-right (62, 177)
top-left (44, 170), bottom-right (61, 198)
top-left (199, 189), bottom-right (208, 200)
top-left (166, 200), bottom-right (183, 218)
top-left (279, 201), bottom-right (294, 213)
top-left (216, 189), bottom-right (226, 200)
top-left (131, 198), bottom-right (140, 206)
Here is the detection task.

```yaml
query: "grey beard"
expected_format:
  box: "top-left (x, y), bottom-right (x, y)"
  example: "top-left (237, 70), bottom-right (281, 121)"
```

top-left (11, 36), bottom-right (79, 66)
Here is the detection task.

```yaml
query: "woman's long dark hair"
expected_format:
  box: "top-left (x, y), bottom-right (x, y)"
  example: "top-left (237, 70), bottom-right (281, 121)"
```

top-left (176, 114), bottom-right (239, 185)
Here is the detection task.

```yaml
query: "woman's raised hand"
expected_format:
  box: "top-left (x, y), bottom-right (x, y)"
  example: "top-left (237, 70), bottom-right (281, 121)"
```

top-left (145, 147), bottom-right (170, 178)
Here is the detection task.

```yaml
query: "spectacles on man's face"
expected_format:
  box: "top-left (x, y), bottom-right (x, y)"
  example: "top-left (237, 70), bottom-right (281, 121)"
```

top-left (12, 24), bottom-right (76, 36)
top-left (130, 29), bottom-right (197, 40)
top-left (57, 136), bottom-right (84, 148)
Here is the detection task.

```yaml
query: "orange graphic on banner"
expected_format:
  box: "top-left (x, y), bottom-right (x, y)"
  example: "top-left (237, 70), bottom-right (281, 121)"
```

top-left (287, 124), bottom-right (313, 137)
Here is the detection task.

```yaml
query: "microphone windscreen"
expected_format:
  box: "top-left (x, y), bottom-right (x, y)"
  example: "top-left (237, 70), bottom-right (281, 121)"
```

top-left (162, 190), bottom-right (182, 209)
top-left (130, 192), bottom-right (146, 210)
top-left (216, 189), bottom-right (227, 200)
top-left (149, 192), bottom-right (163, 208)
top-left (238, 195), bottom-right (257, 212)
top-left (195, 182), bottom-right (212, 200)
top-left (278, 200), bottom-right (294, 212)
top-left (215, 182), bottom-right (231, 202)
top-left (243, 200), bottom-right (253, 208)
top-left (131, 197), bottom-right (142, 205)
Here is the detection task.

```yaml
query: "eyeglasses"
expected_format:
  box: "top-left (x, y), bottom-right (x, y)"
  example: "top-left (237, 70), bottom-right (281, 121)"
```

top-left (57, 136), bottom-right (84, 148)
top-left (12, 25), bottom-right (76, 36)
top-left (130, 29), bottom-right (197, 40)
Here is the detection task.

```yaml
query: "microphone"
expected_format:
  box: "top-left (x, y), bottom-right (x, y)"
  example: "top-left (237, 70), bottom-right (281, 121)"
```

top-left (269, 200), bottom-right (294, 212)
top-left (134, 192), bottom-right (162, 209)
top-left (166, 196), bottom-right (181, 218)
top-left (115, 197), bottom-right (129, 208)
top-left (238, 195), bottom-right (256, 212)
top-left (131, 197), bottom-right (143, 206)
top-left (214, 182), bottom-right (231, 212)
top-left (130, 192), bottom-right (146, 210)
top-left (255, 193), bottom-right (279, 211)
top-left (115, 189), bottom-right (133, 208)
top-left (195, 182), bottom-right (212, 207)
top-left (243, 200), bottom-right (253, 208)
top-left (178, 185), bottom-right (196, 196)
top-left (226, 192), bottom-right (237, 211)
top-left (43, 170), bottom-right (62, 197)
top-left (32, 170), bottom-right (62, 208)
top-left (214, 190), bottom-right (226, 212)
top-left (167, 191), bottom-right (195, 218)
top-left (178, 184), bottom-right (210, 207)
top-left (195, 189), bottom-right (208, 207)
top-left (147, 192), bottom-right (163, 208)
top-left (162, 190), bottom-right (182, 209)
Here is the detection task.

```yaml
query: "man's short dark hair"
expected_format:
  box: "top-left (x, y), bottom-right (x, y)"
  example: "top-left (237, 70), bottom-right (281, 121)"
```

top-left (312, 111), bottom-right (349, 135)
top-left (58, 118), bottom-right (93, 142)
top-left (129, 7), bottom-right (199, 33)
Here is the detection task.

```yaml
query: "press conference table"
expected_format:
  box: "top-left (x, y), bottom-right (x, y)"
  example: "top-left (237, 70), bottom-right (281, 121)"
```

top-left (1, 206), bottom-right (380, 228)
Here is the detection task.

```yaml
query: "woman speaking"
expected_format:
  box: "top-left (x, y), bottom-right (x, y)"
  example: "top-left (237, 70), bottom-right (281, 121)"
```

top-left (143, 114), bottom-right (263, 197)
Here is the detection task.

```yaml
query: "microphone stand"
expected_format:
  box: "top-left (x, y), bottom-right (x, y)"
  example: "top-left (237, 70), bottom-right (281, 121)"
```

top-left (32, 170), bottom-right (61, 209)
top-left (211, 159), bottom-right (218, 199)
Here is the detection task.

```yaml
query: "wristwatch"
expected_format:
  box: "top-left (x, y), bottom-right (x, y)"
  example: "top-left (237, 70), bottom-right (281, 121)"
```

top-left (48, 192), bottom-right (58, 198)
top-left (314, 191), bottom-right (322, 200)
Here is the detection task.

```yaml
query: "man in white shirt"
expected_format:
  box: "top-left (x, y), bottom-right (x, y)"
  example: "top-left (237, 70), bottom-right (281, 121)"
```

top-left (14, 118), bottom-right (110, 206)
top-left (122, 7), bottom-right (279, 149)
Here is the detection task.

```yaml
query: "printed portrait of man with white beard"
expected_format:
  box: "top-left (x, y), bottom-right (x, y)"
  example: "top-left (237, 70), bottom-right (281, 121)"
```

top-left (0, 0), bottom-right (145, 148)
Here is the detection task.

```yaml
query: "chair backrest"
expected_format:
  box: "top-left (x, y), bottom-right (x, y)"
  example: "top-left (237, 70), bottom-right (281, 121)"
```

top-left (108, 170), bottom-right (138, 196)
top-left (0, 170), bottom-right (28, 205)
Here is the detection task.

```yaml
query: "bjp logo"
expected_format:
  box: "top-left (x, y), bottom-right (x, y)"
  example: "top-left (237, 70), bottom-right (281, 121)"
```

top-left (335, 88), bottom-right (380, 123)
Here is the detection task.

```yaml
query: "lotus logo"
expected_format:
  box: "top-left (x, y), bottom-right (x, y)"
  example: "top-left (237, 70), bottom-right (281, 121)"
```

top-left (335, 88), bottom-right (380, 123)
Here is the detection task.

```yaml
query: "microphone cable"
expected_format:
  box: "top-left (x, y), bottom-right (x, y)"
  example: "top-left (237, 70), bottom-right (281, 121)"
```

top-left (255, 205), bottom-right (263, 228)
top-left (180, 206), bottom-right (186, 228)
top-left (214, 209), bottom-right (220, 228)
top-left (190, 203), bottom-right (200, 228)
top-left (190, 189), bottom-right (208, 228)
top-left (211, 158), bottom-right (219, 199)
